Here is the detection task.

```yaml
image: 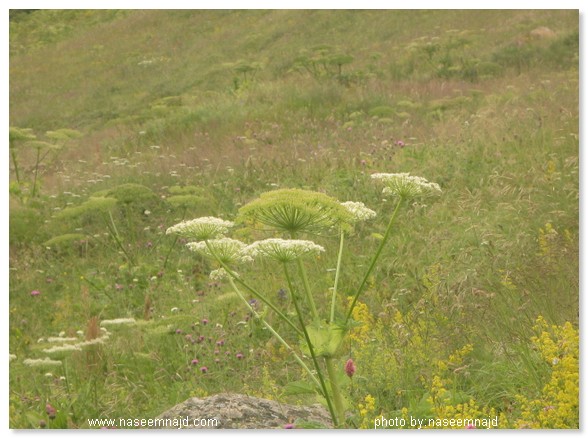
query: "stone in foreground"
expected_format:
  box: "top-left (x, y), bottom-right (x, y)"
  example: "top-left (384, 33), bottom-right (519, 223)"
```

top-left (155, 393), bottom-right (333, 429)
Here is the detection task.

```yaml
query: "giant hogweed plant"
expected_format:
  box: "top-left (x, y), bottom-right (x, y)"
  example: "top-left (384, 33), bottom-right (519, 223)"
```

top-left (167, 173), bottom-right (441, 427)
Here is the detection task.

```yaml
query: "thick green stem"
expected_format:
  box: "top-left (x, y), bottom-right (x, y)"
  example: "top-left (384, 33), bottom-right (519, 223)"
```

top-left (283, 263), bottom-right (338, 427)
top-left (296, 257), bottom-right (320, 323)
top-left (325, 357), bottom-right (346, 426)
top-left (345, 197), bottom-right (403, 324)
top-left (226, 276), bottom-right (321, 390)
top-left (330, 228), bottom-right (345, 323)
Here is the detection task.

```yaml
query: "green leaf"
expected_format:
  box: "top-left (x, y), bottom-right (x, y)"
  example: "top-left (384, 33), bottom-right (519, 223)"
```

top-left (303, 322), bottom-right (347, 358)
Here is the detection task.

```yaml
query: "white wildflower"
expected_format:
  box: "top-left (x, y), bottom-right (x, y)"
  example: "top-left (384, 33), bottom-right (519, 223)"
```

top-left (371, 173), bottom-right (441, 199)
top-left (23, 357), bottom-right (63, 367)
top-left (100, 318), bottom-right (136, 326)
top-left (166, 217), bottom-right (234, 240)
top-left (75, 337), bottom-right (106, 348)
top-left (47, 337), bottom-right (79, 343)
top-left (209, 268), bottom-right (229, 282)
top-left (9, 354), bottom-right (16, 362)
top-left (341, 201), bottom-right (377, 222)
top-left (186, 238), bottom-right (251, 264)
top-left (43, 344), bottom-right (82, 354)
top-left (244, 238), bottom-right (325, 263)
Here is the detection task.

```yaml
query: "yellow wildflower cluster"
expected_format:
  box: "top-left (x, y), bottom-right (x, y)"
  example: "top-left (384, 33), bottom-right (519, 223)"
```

top-left (358, 394), bottom-right (376, 429)
top-left (347, 300), bottom-right (399, 396)
top-left (514, 316), bottom-right (579, 429)
top-left (347, 297), bottom-right (374, 344)
top-left (537, 222), bottom-right (574, 264)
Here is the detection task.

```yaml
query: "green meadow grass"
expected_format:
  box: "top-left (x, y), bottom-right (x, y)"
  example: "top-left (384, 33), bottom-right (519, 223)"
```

top-left (9, 10), bottom-right (578, 429)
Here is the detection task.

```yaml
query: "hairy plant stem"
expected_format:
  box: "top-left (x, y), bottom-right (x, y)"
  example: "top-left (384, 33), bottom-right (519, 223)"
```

top-left (283, 263), bottom-right (338, 427)
top-left (330, 228), bottom-right (345, 323)
top-left (345, 197), bottom-right (403, 324)
top-left (226, 276), bottom-right (321, 390)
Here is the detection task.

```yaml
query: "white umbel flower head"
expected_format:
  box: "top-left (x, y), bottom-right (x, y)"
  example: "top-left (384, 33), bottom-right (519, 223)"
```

top-left (42, 344), bottom-right (82, 354)
top-left (341, 201), bottom-right (377, 222)
top-left (166, 217), bottom-right (234, 240)
top-left (100, 318), bottom-right (136, 326)
top-left (371, 173), bottom-right (441, 199)
top-left (23, 357), bottom-right (63, 367)
top-left (186, 238), bottom-right (251, 264)
top-left (244, 238), bottom-right (325, 263)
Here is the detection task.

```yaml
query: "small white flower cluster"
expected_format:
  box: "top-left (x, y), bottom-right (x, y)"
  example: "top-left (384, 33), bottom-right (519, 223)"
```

top-left (100, 318), bottom-right (136, 326)
top-left (341, 201), bottom-right (377, 222)
top-left (243, 238), bottom-right (325, 263)
top-left (9, 354), bottom-right (17, 362)
top-left (76, 337), bottom-right (108, 348)
top-left (186, 238), bottom-right (252, 264)
top-left (23, 357), bottom-right (63, 367)
top-left (43, 344), bottom-right (82, 354)
top-left (47, 336), bottom-right (79, 343)
top-left (166, 217), bottom-right (234, 240)
top-left (371, 173), bottom-right (441, 198)
top-left (209, 268), bottom-right (229, 281)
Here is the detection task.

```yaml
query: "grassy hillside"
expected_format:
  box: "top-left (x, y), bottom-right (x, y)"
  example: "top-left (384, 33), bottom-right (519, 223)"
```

top-left (9, 10), bottom-right (578, 429)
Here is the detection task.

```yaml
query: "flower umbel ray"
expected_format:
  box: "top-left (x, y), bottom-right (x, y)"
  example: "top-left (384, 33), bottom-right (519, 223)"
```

top-left (237, 188), bottom-right (353, 234)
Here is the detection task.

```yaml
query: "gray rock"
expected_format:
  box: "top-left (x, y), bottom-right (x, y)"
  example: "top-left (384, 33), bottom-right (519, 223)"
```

top-left (155, 393), bottom-right (333, 429)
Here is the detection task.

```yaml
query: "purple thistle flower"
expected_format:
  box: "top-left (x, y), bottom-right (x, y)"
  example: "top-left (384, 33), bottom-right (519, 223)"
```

top-left (191, 359), bottom-right (199, 365)
top-left (200, 366), bottom-right (208, 373)
top-left (284, 423), bottom-right (295, 429)
top-left (236, 353), bottom-right (244, 360)
top-left (30, 290), bottom-right (41, 297)
top-left (202, 318), bottom-right (209, 325)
